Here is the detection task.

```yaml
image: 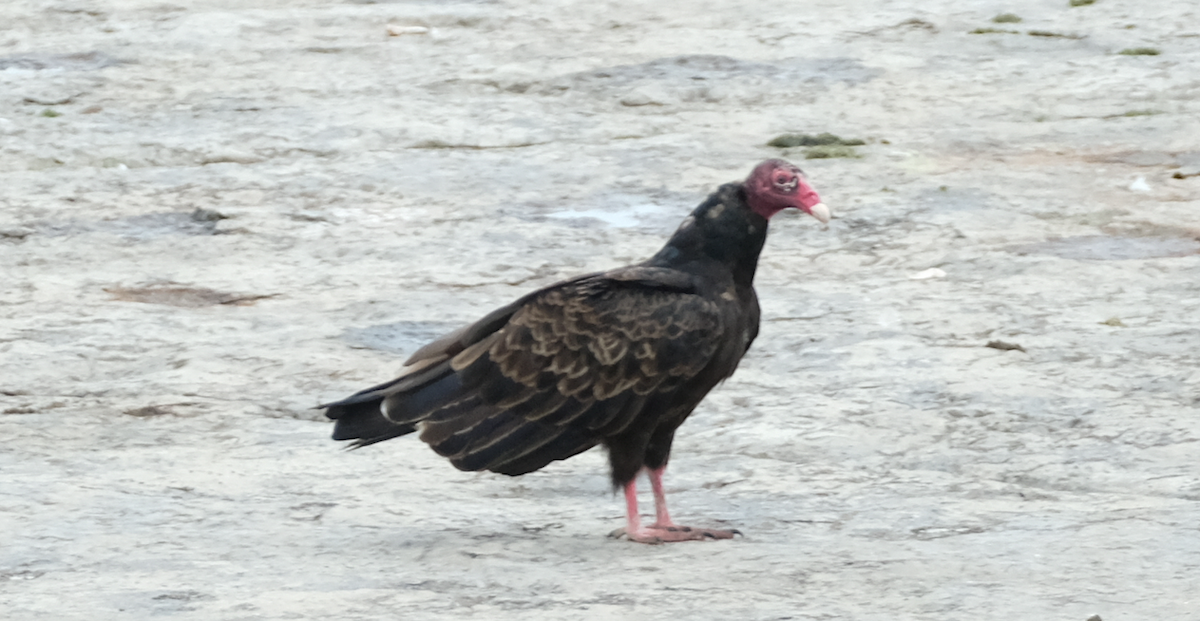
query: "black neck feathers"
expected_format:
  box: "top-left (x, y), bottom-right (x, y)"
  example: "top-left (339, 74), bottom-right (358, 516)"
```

top-left (647, 183), bottom-right (769, 286)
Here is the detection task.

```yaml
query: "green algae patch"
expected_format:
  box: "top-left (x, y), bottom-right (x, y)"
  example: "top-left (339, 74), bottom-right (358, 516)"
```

top-left (768, 133), bottom-right (866, 159)
top-left (1028, 30), bottom-right (1084, 39)
top-left (767, 132), bottom-right (865, 148)
top-left (803, 145), bottom-right (861, 159)
top-left (1119, 47), bottom-right (1160, 56)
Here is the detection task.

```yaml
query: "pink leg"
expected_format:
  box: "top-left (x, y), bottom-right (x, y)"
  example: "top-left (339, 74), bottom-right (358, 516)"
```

top-left (648, 465), bottom-right (673, 526)
top-left (623, 476), bottom-right (643, 534)
top-left (608, 467), bottom-right (742, 544)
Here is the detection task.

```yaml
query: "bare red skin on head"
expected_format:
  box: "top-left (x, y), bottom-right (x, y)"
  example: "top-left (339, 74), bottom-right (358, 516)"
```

top-left (744, 159), bottom-right (823, 220)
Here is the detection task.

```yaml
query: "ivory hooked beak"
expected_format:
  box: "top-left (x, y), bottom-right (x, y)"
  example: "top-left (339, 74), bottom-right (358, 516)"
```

top-left (808, 202), bottom-right (831, 224)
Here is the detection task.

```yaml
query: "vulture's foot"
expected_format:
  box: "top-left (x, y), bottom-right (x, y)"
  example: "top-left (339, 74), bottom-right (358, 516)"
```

top-left (609, 523), bottom-right (742, 544)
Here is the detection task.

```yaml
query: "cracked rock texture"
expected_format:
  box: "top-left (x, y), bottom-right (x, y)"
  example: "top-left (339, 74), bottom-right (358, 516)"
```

top-left (2, 0), bottom-right (1198, 619)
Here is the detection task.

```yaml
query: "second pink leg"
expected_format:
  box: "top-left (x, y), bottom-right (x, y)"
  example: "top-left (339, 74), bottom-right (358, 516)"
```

top-left (608, 466), bottom-right (742, 543)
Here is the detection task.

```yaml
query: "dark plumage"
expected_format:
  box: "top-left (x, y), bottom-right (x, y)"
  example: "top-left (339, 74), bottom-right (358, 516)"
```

top-left (321, 159), bottom-right (829, 543)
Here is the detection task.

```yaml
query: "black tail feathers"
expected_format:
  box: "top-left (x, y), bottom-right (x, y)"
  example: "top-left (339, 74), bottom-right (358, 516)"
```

top-left (321, 369), bottom-right (464, 449)
top-left (326, 397), bottom-right (417, 448)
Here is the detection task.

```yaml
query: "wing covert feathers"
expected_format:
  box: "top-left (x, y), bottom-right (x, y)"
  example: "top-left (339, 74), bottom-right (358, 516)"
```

top-left (326, 269), bottom-right (729, 476)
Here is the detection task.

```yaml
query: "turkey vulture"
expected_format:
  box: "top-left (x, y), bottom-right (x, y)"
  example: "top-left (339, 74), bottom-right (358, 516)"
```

top-left (321, 159), bottom-right (829, 543)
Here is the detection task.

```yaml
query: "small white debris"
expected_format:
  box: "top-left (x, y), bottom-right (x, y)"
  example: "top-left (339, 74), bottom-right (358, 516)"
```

top-left (619, 85), bottom-right (672, 107)
top-left (620, 91), bottom-right (657, 107)
top-left (908, 267), bottom-right (947, 280)
top-left (1128, 176), bottom-right (1151, 192)
top-left (387, 25), bottom-right (430, 36)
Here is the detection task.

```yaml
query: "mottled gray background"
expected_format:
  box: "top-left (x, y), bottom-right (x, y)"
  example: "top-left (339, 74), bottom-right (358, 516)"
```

top-left (2, 0), bottom-right (1198, 619)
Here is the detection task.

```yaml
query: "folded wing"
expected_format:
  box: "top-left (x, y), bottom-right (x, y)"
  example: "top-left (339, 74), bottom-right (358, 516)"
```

top-left (323, 267), bottom-right (724, 476)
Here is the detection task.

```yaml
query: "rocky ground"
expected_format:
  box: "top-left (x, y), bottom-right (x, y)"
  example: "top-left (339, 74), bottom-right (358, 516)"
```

top-left (2, 0), bottom-right (1198, 619)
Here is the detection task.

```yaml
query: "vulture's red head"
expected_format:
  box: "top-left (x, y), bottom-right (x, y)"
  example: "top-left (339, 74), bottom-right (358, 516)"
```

top-left (744, 159), bottom-right (830, 223)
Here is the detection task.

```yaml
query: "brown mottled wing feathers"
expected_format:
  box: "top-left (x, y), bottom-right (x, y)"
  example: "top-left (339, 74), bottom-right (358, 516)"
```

top-left (416, 269), bottom-right (724, 474)
top-left (491, 281), bottom-right (721, 404)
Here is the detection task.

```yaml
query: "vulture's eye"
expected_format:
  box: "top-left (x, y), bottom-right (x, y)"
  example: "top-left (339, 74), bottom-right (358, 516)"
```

top-left (773, 172), bottom-right (797, 190)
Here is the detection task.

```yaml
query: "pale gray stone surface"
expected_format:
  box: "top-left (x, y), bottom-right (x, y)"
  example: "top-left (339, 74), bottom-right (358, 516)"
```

top-left (2, 0), bottom-right (1198, 619)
